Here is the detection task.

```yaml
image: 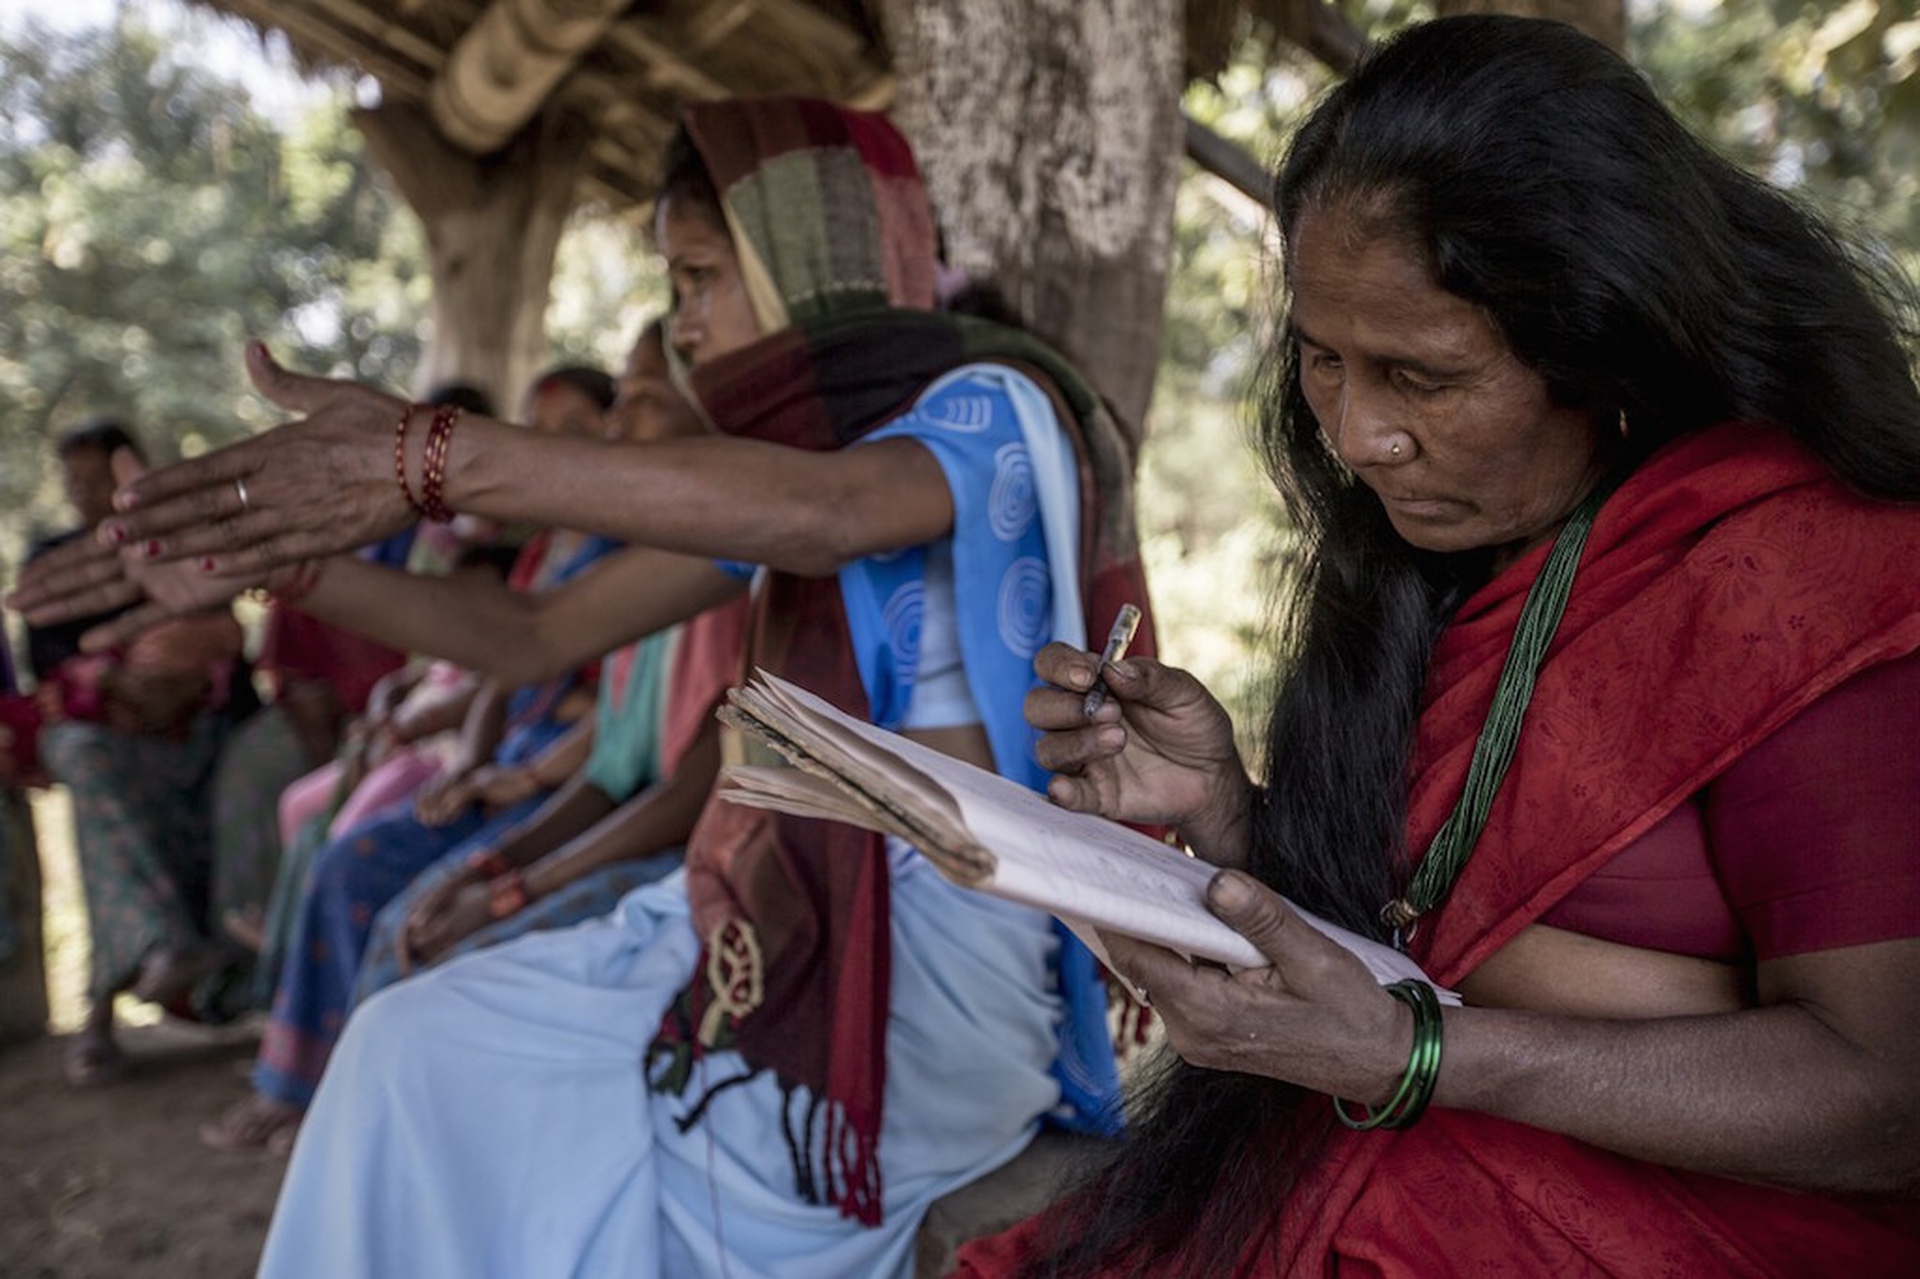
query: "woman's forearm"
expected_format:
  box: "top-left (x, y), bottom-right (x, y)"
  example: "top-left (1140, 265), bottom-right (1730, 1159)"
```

top-left (524, 718), bottom-right (594, 787)
top-left (449, 679), bottom-right (511, 776)
top-left (520, 724), bottom-right (721, 900)
top-left (298, 558), bottom-right (549, 677)
top-left (446, 420), bottom-right (954, 576)
top-left (299, 549), bottom-right (744, 687)
top-left (491, 774), bottom-right (617, 867)
top-left (1439, 943), bottom-right (1920, 1195)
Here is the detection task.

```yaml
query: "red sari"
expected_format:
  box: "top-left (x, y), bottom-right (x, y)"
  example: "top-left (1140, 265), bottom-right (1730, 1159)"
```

top-left (956, 424), bottom-right (1920, 1276)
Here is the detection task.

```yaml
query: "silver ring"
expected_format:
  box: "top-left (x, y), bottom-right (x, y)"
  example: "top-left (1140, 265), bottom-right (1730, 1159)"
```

top-left (234, 477), bottom-right (251, 512)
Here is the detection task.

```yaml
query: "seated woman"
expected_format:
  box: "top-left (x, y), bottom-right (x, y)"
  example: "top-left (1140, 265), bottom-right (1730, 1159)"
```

top-left (954, 17), bottom-right (1920, 1276)
top-left (352, 325), bottom-right (750, 1002)
top-left (206, 556), bottom-right (407, 958)
top-left (202, 365), bottom-right (624, 1151)
top-left (41, 604), bottom-right (254, 1085)
top-left (17, 98), bottom-right (1154, 1275)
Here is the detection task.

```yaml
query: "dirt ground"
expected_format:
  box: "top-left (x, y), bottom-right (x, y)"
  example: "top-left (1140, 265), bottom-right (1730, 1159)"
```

top-left (0, 1019), bottom-right (282, 1278)
top-left (2, 790), bottom-right (282, 1279)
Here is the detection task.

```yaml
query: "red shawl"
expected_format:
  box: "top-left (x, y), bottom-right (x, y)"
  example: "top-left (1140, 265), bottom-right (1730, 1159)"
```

top-left (957, 423), bottom-right (1920, 1275)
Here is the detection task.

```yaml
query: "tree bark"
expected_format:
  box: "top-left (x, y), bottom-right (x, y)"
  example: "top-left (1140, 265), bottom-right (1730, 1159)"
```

top-left (353, 101), bottom-right (594, 411)
top-left (1435, 0), bottom-right (1626, 50)
top-left (880, 0), bottom-right (1186, 446)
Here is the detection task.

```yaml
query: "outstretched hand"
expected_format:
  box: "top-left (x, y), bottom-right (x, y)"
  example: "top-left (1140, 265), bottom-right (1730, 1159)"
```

top-left (1026, 643), bottom-right (1252, 866)
top-left (93, 342), bottom-right (417, 575)
top-left (5, 449), bottom-right (263, 652)
top-left (1101, 869), bottom-right (1412, 1105)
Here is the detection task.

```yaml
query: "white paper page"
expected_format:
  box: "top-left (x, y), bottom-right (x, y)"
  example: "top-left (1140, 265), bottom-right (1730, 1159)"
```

top-left (751, 673), bottom-right (1454, 998)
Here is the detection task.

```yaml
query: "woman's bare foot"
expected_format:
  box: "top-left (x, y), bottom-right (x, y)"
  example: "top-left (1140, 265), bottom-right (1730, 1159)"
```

top-left (201, 1093), bottom-right (302, 1153)
top-left (130, 940), bottom-right (231, 1007)
top-left (64, 1002), bottom-right (128, 1087)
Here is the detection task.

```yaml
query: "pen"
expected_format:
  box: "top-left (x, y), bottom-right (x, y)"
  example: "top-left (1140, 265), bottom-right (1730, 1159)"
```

top-left (1081, 603), bottom-right (1142, 718)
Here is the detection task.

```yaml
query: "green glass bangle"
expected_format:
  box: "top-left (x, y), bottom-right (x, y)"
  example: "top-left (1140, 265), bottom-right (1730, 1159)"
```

top-left (1333, 979), bottom-right (1444, 1131)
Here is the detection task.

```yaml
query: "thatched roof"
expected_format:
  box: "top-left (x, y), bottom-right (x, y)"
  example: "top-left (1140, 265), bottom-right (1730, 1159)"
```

top-left (196, 0), bottom-right (1359, 213)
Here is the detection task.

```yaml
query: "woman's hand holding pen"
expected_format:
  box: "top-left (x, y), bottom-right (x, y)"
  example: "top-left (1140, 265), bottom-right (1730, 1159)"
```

top-left (1026, 642), bottom-right (1254, 869)
top-left (1036, 635), bottom-right (1412, 1099)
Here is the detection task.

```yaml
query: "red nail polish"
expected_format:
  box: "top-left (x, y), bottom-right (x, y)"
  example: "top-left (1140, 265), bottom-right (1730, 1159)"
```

top-left (106, 525), bottom-right (127, 545)
top-left (142, 540), bottom-right (162, 558)
top-left (199, 557), bottom-right (218, 572)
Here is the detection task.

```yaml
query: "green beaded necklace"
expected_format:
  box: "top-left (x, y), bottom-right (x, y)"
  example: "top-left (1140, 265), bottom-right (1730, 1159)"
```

top-left (1382, 471), bottom-right (1621, 950)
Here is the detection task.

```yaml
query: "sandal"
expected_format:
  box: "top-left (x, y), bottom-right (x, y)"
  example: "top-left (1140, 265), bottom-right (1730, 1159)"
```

top-left (200, 1094), bottom-right (303, 1153)
top-left (63, 1035), bottom-right (129, 1088)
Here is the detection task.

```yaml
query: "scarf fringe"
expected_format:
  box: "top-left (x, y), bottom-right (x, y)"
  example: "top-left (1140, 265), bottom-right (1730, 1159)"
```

top-left (825, 1097), bottom-right (883, 1227)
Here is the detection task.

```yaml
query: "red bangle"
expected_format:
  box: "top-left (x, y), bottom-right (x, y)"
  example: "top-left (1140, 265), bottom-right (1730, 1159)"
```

top-left (269, 559), bottom-right (325, 605)
top-left (394, 402), bottom-right (426, 518)
top-left (419, 405), bottom-right (460, 523)
top-left (488, 868), bottom-right (529, 919)
top-left (466, 847), bottom-right (513, 881)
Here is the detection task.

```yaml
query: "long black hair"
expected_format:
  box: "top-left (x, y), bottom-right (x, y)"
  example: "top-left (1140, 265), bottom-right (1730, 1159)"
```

top-left (1028, 16), bottom-right (1920, 1276)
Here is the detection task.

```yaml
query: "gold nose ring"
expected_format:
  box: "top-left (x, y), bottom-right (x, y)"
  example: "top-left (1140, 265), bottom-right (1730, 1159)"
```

top-left (1389, 442), bottom-right (1403, 457)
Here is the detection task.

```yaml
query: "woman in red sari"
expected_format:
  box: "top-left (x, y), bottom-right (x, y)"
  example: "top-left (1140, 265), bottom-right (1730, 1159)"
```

top-left (961, 15), bottom-right (1920, 1278)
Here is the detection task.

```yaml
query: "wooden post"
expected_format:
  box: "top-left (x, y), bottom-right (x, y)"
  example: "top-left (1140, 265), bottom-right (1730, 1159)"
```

top-left (353, 101), bottom-right (594, 412)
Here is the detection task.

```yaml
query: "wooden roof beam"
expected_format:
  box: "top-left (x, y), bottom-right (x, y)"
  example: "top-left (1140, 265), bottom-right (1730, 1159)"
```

top-left (305, 0), bottom-right (448, 70)
top-left (604, 19), bottom-right (732, 101)
top-left (429, 0), bottom-right (631, 154)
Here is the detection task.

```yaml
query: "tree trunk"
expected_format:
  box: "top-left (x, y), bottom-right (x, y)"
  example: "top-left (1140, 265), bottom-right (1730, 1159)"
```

top-left (1435, 0), bottom-right (1626, 50)
top-left (353, 102), bottom-right (595, 412)
top-left (880, 0), bottom-right (1186, 447)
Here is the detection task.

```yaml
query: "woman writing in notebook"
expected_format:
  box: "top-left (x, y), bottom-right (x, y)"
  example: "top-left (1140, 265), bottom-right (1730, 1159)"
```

top-left (962, 16), bottom-right (1920, 1277)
